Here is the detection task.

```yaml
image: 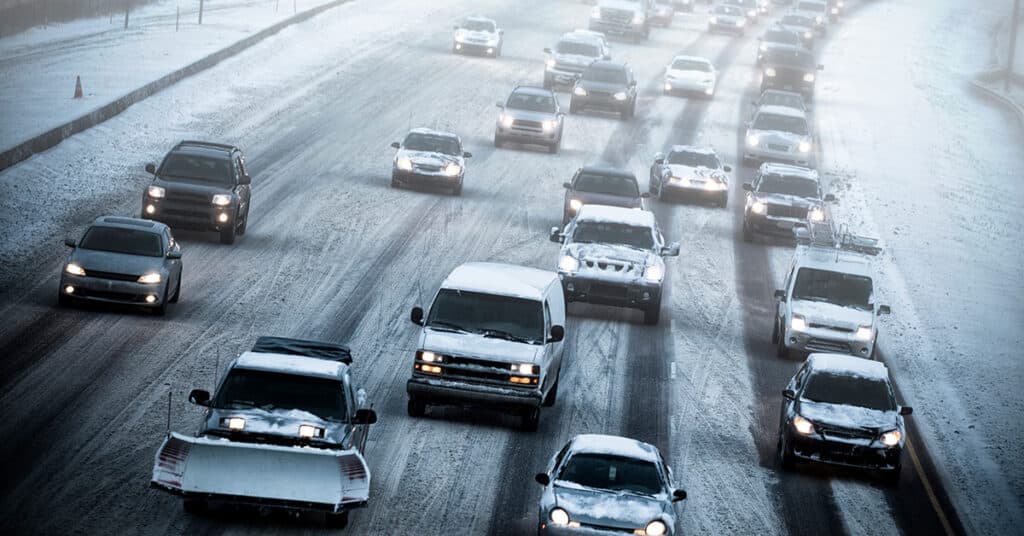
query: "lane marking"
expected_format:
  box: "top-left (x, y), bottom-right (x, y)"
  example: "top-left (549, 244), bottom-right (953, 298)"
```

top-left (906, 438), bottom-right (956, 536)
top-left (670, 361), bottom-right (676, 380)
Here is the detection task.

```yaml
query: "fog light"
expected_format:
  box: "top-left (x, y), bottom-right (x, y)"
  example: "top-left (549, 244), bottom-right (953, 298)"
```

top-left (486, 48), bottom-right (494, 54)
top-left (145, 295), bottom-right (158, 304)
top-left (218, 213), bottom-right (229, 223)
top-left (145, 204), bottom-right (156, 214)
top-left (64, 285), bottom-right (75, 294)
top-left (704, 87), bottom-right (714, 95)
top-left (455, 43), bottom-right (462, 50)
top-left (789, 337), bottom-right (797, 344)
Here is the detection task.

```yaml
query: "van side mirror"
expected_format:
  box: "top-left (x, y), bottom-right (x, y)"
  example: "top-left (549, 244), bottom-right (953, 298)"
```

top-left (410, 306), bottom-right (424, 325)
top-left (723, 165), bottom-right (732, 172)
top-left (167, 249), bottom-right (182, 260)
top-left (742, 182), bottom-right (754, 192)
top-left (145, 163), bottom-right (156, 174)
top-left (672, 489), bottom-right (687, 502)
top-left (878, 305), bottom-right (891, 315)
top-left (189, 389), bottom-right (211, 406)
top-left (549, 227), bottom-right (563, 243)
top-left (662, 243), bottom-right (680, 257)
top-left (548, 325), bottom-right (565, 343)
top-left (64, 238), bottom-right (77, 248)
top-left (562, 181), bottom-right (572, 189)
top-left (824, 193), bottom-right (836, 202)
top-left (353, 408), bottom-right (378, 425)
top-left (390, 141), bottom-right (401, 149)
top-left (774, 289), bottom-right (786, 299)
top-left (900, 406), bottom-right (913, 416)
top-left (463, 151), bottom-right (473, 158)
top-left (782, 389), bottom-right (796, 400)
top-left (535, 473), bottom-right (550, 486)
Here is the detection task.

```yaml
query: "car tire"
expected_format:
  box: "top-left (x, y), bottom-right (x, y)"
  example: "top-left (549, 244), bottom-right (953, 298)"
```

top-left (643, 302), bottom-right (661, 325)
top-left (880, 462), bottom-right (902, 487)
top-left (154, 286), bottom-right (168, 316)
top-left (776, 331), bottom-right (790, 358)
top-left (325, 511), bottom-right (350, 529)
top-left (569, 100), bottom-right (579, 114)
top-left (542, 374), bottom-right (559, 407)
top-left (494, 134), bottom-right (503, 148)
top-left (495, 45), bottom-right (502, 58)
top-left (771, 317), bottom-right (780, 344)
top-left (743, 222), bottom-right (754, 243)
top-left (777, 433), bottom-right (795, 470)
top-left (237, 208), bottom-right (248, 235)
top-left (183, 499), bottom-right (207, 515)
top-left (648, 175), bottom-right (658, 194)
top-left (718, 193), bottom-right (728, 208)
top-left (521, 407), bottom-right (540, 432)
top-left (219, 223), bottom-right (236, 245)
top-left (452, 180), bottom-right (463, 196)
top-left (407, 398), bottom-right (426, 418)
top-left (170, 274), bottom-right (181, 303)
top-left (543, 75), bottom-right (553, 90)
top-left (452, 42), bottom-right (459, 54)
top-left (548, 139), bottom-right (560, 154)
top-left (58, 291), bottom-right (72, 307)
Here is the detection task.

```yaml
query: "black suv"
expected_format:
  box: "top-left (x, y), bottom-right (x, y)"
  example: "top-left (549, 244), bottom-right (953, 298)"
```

top-left (142, 141), bottom-right (252, 244)
top-left (760, 45), bottom-right (822, 99)
top-left (742, 162), bottom-right (834, 241)
top-left (569, 61), bottom-right (638, 120)
top-left (562, 166), bottom-right (648, 225)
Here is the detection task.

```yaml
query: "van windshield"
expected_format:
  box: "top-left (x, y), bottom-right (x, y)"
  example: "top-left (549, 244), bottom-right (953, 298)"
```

top-left (427, 289), bottom-right (544, 344)
top-left (793, 268), bottom-right (873, 310)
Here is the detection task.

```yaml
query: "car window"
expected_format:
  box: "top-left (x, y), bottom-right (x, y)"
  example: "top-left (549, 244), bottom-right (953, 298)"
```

top-left (572, 221), bottom-right (655, 250)
top-left (461, 20), bottom-right (495, 32)
top-left (507, 92), bottom-right (556, 113)
top-left (667, 150), bottom-right (720, 168)
top-left (782, 15), bottom-right (813, 27)
top-left (583, 67), bottom-right (627, 84)
top-left (757, 174), bottom-right (818, 197)
top-left (427, 289), bottom-right (544, 343)
top-left (558, 453), bottom-right (663, 496)
top-left (670, 59), bottom-right (712, 72)
top-left (793, 267), bottom-right (873, 310)
top-left (753, 113), bottom-right (808, 136)
top-left (404, 133), bottom-right (461, 155)
top-left (557, 41), bottom-right (600, 57)
top-left (159, 154), bottom-right (234, 185)
top-left (765, 30), bottom-right (800, 44)
top-left (803, 372), bottom-right (895, 411)
top-left (761, 93), bottom-right (804, 110)
top-left (798, 2), bottom-right (826, 13)
top-left (574, 173), bottom-right (639, 197)
top-left (79, 226), bottom-right (163, 257)
top-left (213, 369), bottom-right (348, 421)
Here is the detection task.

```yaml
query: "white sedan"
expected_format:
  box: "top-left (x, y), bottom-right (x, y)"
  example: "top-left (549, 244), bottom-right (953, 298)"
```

top-left (663, 55), bottom-right (717, 98)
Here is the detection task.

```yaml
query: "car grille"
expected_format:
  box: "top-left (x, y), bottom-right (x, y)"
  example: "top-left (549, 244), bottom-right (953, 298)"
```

top-left (582, 259), bottom-right (636, 273)
top-left (774, 67), bottom-right (809, 84)
top-left (820, 425), bottom-right (876, 442)
top-left (165, 190), bottom-right (211, 205)
top-left (587, 90), bottom-right (612, 99)
top-left (76, 288), bottom-right (145, 302)
top-left (600, 8), bottom-right (633, 24)
top-left (588, 282), bottom-right (629, 298)
top-left (767, 143), bottom-right (790, 152)
top-left (414, 163), bottom-right (442, 172)
top-left (86, 270), bottom-right (140, 282)
top-left (511, 119), bottom-right (544, 132)
top-left (808, 322), bottom-right (855, 333)
top-left (435, 355), bottom-right (535, 388)
top-left (160, 190), bottom-right (214, 223)
top-left (767, 204), bottom-right (807, 219)
top-left (805, 338), bottom-right (851, 353)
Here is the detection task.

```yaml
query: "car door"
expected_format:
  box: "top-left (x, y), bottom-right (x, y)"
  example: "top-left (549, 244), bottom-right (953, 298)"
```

top-left (163, 228), bottom-right (182, 286)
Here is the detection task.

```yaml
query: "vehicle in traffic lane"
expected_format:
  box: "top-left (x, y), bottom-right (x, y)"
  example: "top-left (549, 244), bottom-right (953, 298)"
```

top-left (543, 31), bottom-right (611, 90)
top-left (562, 166), bottom-right (648, 225)
top-left (649, 145), bottom-right (732, 206)
top-left (452, 16), bottom-right (503, 57)
top-left (651, 1), bottom-right (675, 26)
top-left (589, 0), bottom-right (653, 42)
top-left (707, 4), bottom-right (747, 35)
top-left (742, 162), bottom-right (834, 241)
top-left (752, 88), bottom-right (807, 114)
top-left (758, 25), bottom-right (806, 64)
top-left (391, 128), bottom-right (472, 195)
top-left (795, 0), bottom-right (830, 34)
top-left (663, 55), bottom-right (718, 98)
top-left (743, 105), bottom-right (815, 167)
top-left (570, 60), bottom-right (638, 120)
top-left (778, 13), bottom-right (817, 49)
top-left (495, 85), bottom-right (565, 153)
top-left (759, 45), bottom-right (822, 98)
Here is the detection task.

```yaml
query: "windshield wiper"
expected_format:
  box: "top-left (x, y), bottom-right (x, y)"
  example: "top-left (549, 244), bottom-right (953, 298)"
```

top-left (480, 329), bottom-right (538, 344)
top-left (428, 321), bottom-right (471, 333)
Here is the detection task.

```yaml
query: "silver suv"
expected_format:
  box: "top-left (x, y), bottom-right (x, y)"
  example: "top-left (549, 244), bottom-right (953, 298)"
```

top-left (494, 86), bottom-right (565, 153)
top-left (543, 31), bottom-right (611, 90)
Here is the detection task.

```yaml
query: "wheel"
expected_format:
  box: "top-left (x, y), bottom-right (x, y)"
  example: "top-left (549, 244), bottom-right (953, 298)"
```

top-left (183, 498), bottom-right (207, 514)
top-left (407, 398), bottom-right (426, 417)
top-left (569, 100), bottom-right (579, 114)
top-left (776, 330), bottom-right (790, 358)
top-left (452, 180), bottom-right (463, 196)
top-left (777, 433), bottom-right (795, 470)
top-left (548, 139), bottom-right (560, 154)
top-left (542, 375), bottom-right (559, 407)
top-left (718, 193), bottom-right (728, 208)
top-left (58, 291), bottom-right (72, 307)
top-left (648, 174), bottom-right (658, 194)
top-left (867, 343), bottom-right (877, 360)
top-left (771, 317), bottom-right (780, 344)
top-left (236, 208), bottom-right (248, 235)
top-left (169, 273), bottom-right (181, 303)
top-left (743, 222), bottom-right (754, 242)
top-left (153, 286), bottom-right (168, 316)
top-left (520, 407), bottom-right (540, 432)
top-left (494, 134), bottom-right (503, 148)
top-left (494, 45), bottom-right (502, 58)
top-left (643, 301), bottom-right (661, 325)
top-left (219, 223), bottom-right (236, 245)
top-left (325, 511), bottom-right (350, 529)
top-left (452, 42), bottom-right (459, 54)
top-left (543, 75), bottom-right (553, 89)
top-left (880, 462), bottom-right (902, 487)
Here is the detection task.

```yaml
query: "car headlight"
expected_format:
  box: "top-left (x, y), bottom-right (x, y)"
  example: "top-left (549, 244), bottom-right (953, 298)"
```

top-left (746, 134), bottom-right (760, 147)
top-left (558, 254), bottom-right (579, 272)
top-left (419, 350), bottom-right (443, 363)
top-left (222, 417), bottom-right (245, 431)
top-left (613, 91), bottom-right (628, 101)
top-left (709, 16), bottom-right (718, 24)
top-left (298, 424), bottom-right (325, 438)
top-left (542, 120), bottom-right (557, 132)
top-left (569, 199), bottom-right (583, 212)
top-left (512, 363), bottom-right (539, 375)
top-left (443, 163), bottom-right (462, 177)
top-left (838, 1), bottom-right (845, 7)
top-left (664, 82), bottom-right (673, 91)
top-left (737, 19), bottom-right (746, 27)
top-left (815, 16), bottom-right (823, 24)
top-left (808, 207), bottom-right (825, 222)
top-left (831, 7), bottom-right (839, 14)
top-left (793, 415), bottom-right (815, 435)
top-left (803, 73), bottom-right (815, 82)
top-left (147, 185), bottom-right (165, 199)
top-left (764, 67), bottom-right (777, 77)
top-left (881, 429), bottom-right (902, 447)
top-left (545, 58), bottom-right (556, 69)
top-left (591, 6), bottom-right (601, 18)
top-left (669, 176), bottom-right (685, 185)
top-left (65, 263), bottom-right (86, 276)
top-left (759, 43), bottom-right (768, 52)
top-left (500, 113), bottom-right (514, 128)
top-left (705, 180), bottom-right (726, 191)
top-left (747, 9), bottom-right (757, 17)
top-left (573, 86), bottom-right (588, 97)
top-left (790, 314), bottom-right (807, 332)
top-left (396, 157), bottom-right (413, 171)
top-left (804, 31), bottom-right (813, 39)
top-left (211, 194), bottom-right (232, 206)
top-left (643, 264), bottom-right (664, 282)
top-left (632, 12), bottom-right (644, 24)
top-left (137, 272), bottom-right (162, 284)
top-left (645, 520), bottom-right (668, 536)
top-left (855, 325), bottom-right (873, 341)
top-left (750, 200), bottom-right (766, 214)
top-left (550, 507), bottom-right (570, 525)
top-left (798, 141), bottom-right (812, 153)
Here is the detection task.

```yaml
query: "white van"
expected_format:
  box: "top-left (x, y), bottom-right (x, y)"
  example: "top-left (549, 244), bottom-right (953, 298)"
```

top-left (407, 262), bottom-right (566, 431)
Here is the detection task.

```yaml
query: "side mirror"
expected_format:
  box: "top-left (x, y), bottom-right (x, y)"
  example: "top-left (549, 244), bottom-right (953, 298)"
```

top-left (562, 181), bottom-right (572, 189)
top-left (899, 406), bottom-right (913, 416)
top-left (878, 305), bottom-right (892, 315)
top-left (64, 237), bottom-right (77, 248)
top-left (672, 489), bottom-right (687, 502)
top-left (548, 325), bottom-right (565, 343)
top-left (239, 173), bottom-right (251, 185)
top-left (742, 182), bottom-right (754, 191)
top-left (774, 289), bottom-right (786, 299)
top-left (662, 242), bottom-right (680, 257)
top-left (543, 47), bottom-right (552, 54)
top-left (463, 151), bottom-right (473, 158)
top-left (353, 408), bottom-right (378, 425)
top-left (723, 165), bottom-right (733, 172)
top-left (653, 152), bottom-right (665, 164)
top-left (641, 192), bottom-right (651, 199)
top-left (145, 163), bottom-right (156, 174)
top-left (782, 389), bottom-right (796, 400)
top-left (824, 193), bottom-right (836, 202)
top-left (390, 141), bottom-right (401, 149)
top-left (188, 389), bottom-right (211, 407)
top-left (167, 249), bottom-right (182, 260)
top-left (410, 306), bottom-right (424, 325)
top-left (549, 226), bottom-right (564, 243)
top-left (534, 473), bottom-right (550, 486)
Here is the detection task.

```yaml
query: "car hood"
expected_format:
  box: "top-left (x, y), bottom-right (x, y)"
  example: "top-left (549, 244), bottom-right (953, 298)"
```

top-left (601, 0), bottom-right (645, 12)
top-left (666, 164), bottom-right (726, 182)
top-left (797, 399), bottom-right (898, 432)
top-left (747, 128), bottom-right (809, 145)
top-left (554, 53), bottom-right (599, 67)
top-left (568, 190), bottom-right (642, 209)
top-left (204, 406), bottom-right (349, 445)
top-left (578, 80), bottom-right (628, 94)
top-left (397, 150), bottom-right (463, 168)
top-left (791, 299), bottom-right (873, 330)
top-left (71, 249), bottom-right (165, 277)
top-left (419, 329), bottom-right (542, 364)
top-left (504, 108), bottom-right (557, 122)
top-left (753, 192), bottom-right (817, 207)
top-left (553, 482), bottom-right (669, 529)
top-left (154, 176), bottom-right (231, 197)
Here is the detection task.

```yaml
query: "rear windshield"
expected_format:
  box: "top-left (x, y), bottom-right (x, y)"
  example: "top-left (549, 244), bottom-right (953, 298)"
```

top-left (753, 113), bottom-right (808, 135)
top-left (574, 173), bottom-right (639, 197)
top-left (427, 289), bottom-right (544, 343)
top-left (803, 372), bottom-right (894, 411)
top-left (758, 174), bottom-right (818, 197)
top-left (557, 41), bottom-right (599, 57)
top-left (79, 226), bottom-right (163, 257)
top-left (159, 154), bottom-right (233, 185)
top-left (765, 48), bottom-right (815, 67)
top-left (760, 92), bottom-right (805, 110)
top-left (764, 30), bottom-right (800, 45)
top-left (670, 59), bottom-right (712, 72)
top-left (558, 453), bottom-right (662, 496)
top-left (583, 67), bottom-right (627, 84)
top-left (461, 20), bottom-right (495, 32)
top-left (793, 267), bottom-right (873, 310)
top-left (214, 369), bottom-right (347, 421)
top-left (781, 14), bottom-right (813, 27)
top-left (404, 133), bottom-right (460, 155)
top-left (507, 92), bottom-right (556, 113)
top-left (798, 2), bottom-right (827, 13)
top-left (667, 150), bottom-right (719, 168)
top-left (573, 221), bottom-right (654, 250)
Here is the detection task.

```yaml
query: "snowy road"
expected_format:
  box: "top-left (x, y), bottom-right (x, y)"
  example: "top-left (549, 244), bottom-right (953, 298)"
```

top-left (0, 0), bottom-right (1019, 534)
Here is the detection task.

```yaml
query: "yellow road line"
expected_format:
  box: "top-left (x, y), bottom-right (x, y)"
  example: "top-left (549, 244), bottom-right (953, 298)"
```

top-left (907, 438), bottom-right (957, 536)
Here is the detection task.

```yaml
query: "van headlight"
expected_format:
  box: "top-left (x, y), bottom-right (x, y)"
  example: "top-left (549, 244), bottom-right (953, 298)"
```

top-left (511, 363), bottom-right (540, 375)
top-left (643, 264), bottom-right (664, 282)
top-left (764, 67), bottom-right (777, 77)
top-left (443, 163), bottom-right (462, 177)
top-left (613, 91), bottom-right (628, 101)
top-left (790, 314), bottom-right (807, 332)
top-left (418, 350), bottom-right (443, 363)
top-left (500, 114), bottom-right (514, 128)
top-left (803, 73), bottom-right (815, 83)
top-left (881, 429), bottom-right (902, 447)
top-left (808, 207), bottom-right (825, 222)
top-left (298, 424), bottom-right (325, 438)
top-left (750, 200), bottom-right (766, 215)
top-left (550, 507), bottom-right (570, 525)
top-left (793, 415), bottom-right (815, 435)
top-left (222, 417), bottom-right (246, 431)
top-left (558, 255), bottom-right (579, 272)
top-left (542, 120), bottom-right (557, 132)
top-left (645, 520), bottom-right (668, 536)
top-left (798, 141), bottom-right (812, 153)
top-left (804, 31), bottom-right (813, 39)
top-left (855, 325), bottom-right (873, 340)
top-left (569, 199), bottom-right (583, 212)
top-left (211, 194), bottom-right (232, 206)
top-left (396, 157), bottom-right (413, 171)
top-left (545, 58), bottom-right (556, 69)
top-left (746, 134), bottom-right (760, 147)
top-left (65, 263), bottom-right (86, 276)
top-left (147, 185), bottom-right (165, 199)
top-left (137, 272), bottom-right (162, 284)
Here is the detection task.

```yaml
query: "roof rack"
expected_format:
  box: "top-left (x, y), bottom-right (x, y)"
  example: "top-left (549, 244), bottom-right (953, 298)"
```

top-left (175, 140), bottom-right (236, 152)
top-left (251, 336), bottom-right (352, 364)
top-left (793, 219), bottom-right (882, 257)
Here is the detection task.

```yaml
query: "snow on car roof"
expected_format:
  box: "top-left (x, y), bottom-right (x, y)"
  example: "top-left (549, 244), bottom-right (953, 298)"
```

top-left (755, 105), bottom-right (808, 119)
top-left (441, 262), bottom-right (556, 301)
top-left (795, 246), bottom-right (875, 276)
top-left (759, 162), bottom-right (818, 179)
top-left (234, 351), bottom-right (346, 380)
top-left (464, 16), bottom-right (496, 23)
top-left (94, 215), bottom-right (165, 232)
top-left (671, 55), bottom-right (712, 66)
top-left (569, 434), bottom-right (660, 463)
top-left (807, 353), bottom-right (889, 381)
top-left (408, 127), bottom-right (458, 139)
top-left (575, 205), bottom-right (656, 228)
top-left (668, 144), bottom-right (717, 156)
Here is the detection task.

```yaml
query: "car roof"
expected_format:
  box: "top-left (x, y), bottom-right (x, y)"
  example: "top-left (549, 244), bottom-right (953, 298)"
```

top-left (91, 215), bottom-right (166, 233)
top-left (806, 353), bottom-right (889, 382)
top-left (794, 245), bottom-right (875, 277)
top-left (568, 434), bottom-right (660, 464)
top-left (759, 162), bottom-right (818, 180)
top-left (441, 262), bottom-right (557, 301)
top-left (407, 127), bottom-right (459, 139)
top-left (670, 55), bottom-right (713, 65)
top-left (578, 165), bottom-right (637, 179)
top-left (512, 85), bottom-right (555, 97)
top-left (755, 105), bottom-right (808, 119)
top-left (171, 143), bottom-right (234, 160)
top-left (233, 351), bottom-right (348, 380)
top-left (575, 205), bottom-right (656, 228)
top-left (588, 60), bottom-right (626, 70)
top-left (668, 144), bottom-right (717, 156)
top-left (462, 16), bottom-right (496, 24)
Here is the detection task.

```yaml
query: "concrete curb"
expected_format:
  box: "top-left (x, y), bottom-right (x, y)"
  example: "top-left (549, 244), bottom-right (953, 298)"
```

top-left (0, 0), bottom-right (350, 172)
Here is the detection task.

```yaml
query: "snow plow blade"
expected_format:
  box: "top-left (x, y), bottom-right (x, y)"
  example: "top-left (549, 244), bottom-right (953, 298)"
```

top-left (151, 432), bottom-right (369, 512)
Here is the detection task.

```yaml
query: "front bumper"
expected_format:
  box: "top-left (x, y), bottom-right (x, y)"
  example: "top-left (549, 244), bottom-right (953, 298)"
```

top-left (572, 94), bottom-right (629, 114)
top-left (495, 123), bottom-right (560, 144)
top-left (560, 274), bottom-right (661, 310)
top-left (589, 18), bottom-right (645, 37)
top-left (661, 179), bottom-right (727, 201)
top-left (151, 482), bottom-right (368, 514)
top-left (708, 20), bottom-right (745, 34)
top-left (60, 273), bottom-right (166, 306)
top-left (664, 78), bottom-right (715, 95)
top-left (142, 196), bottom-right (234, 232)
top-left (782, 326), bottom-right (875, 357)
top-left (453, 40), bottom-right (499, 55)
top-left (744, 211), bottom-right (804, 237)
top-left (787, 430), bottom-right (902, 471)
top-left (546, 68), bottom-right (584, 87)
top-left (540, 522), bottom-right (648, 535)
top-left (392, 168), bottom-right (462, 187)
top-left (407, 377), bottom-right (542, 409)
top-left (743, 144), bottom-right (812, 167)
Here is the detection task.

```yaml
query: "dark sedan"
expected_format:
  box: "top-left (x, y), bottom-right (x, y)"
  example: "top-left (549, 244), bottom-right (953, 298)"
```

top-left (562, 166), bottom-right (648, 225)
top-left (742, 162), bottom-right (833, 241)
top-left (569, 61), bottom-right (638, 120)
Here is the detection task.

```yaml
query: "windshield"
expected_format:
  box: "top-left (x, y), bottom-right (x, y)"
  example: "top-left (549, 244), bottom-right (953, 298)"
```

top-left (427, 289), bottom-right (544, 343)
top-left (765, 49), bottom-right (815, 67)
top-left (573, 221), bottom-right (654, 250)
top-left (803, 372), bottom-right (894, 411)
top-left (79, 226), bottom-right (163, 257)
top-left (715, 6), bottom-right (743, 15)
top-left (404, 133), bottom-right (460, 155)
top-left (461, 20), bottom-right (495, 32)
top-left (213, 369), bottom-right (347, 421)
top-left (583, 67), bottom-right (626, 84)
top-left (764, 30), bottom-right (800, 44)
top-left (159, 154), bottom-right (233, 185)
top-left (507, 92), bottom-right (556, 113)
top-left (670, 59), bottom-right (712, 72)
top-left (760, 92), bottom-right (804, 109)
top-left (574, 172), bottom-right (639, 197)
top-left (753, 113), bottom-right (808, 135)
top-left (667, 150), bottom-right (719, 168)
top-left (781, 15), bottom-right (813, 27)
top-left (558, 453), bottom-right (662, 495)
top-left (793, 267), bottom-right (873, 310)
top-left (798, 2), bottom-right (826, 13)
top-left (758, 174), bottom-right (818, 197)
top-left (557, 41), bottom-right (599, 57)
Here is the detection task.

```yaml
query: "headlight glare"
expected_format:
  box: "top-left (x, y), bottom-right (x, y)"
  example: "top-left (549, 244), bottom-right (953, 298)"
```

top-left (212, 194), bottom-right (232, 206)
top-left (558, 255), bottom-right (579, 272)
top-left (613, 91), bottom-right (628, 101)
top-left (746, 134), bottom-right (760, 147)
top-left (808, 207), bottom-right (825, 222)
top-left (542, 120), bottom-right (557, 132)
top-left (709, 16), bottom-right (718, 24)
top-left (645, 520), bottom-right (668, 536)
top-left (798, 141), bottom-right (812, 153)
top-left (569, 199), bottom-right (583, 211)
top-left (298, 424), bottom-right (324, 438)
top-left (550, 507), bottom-right (570, 525)
top-left (803, 73), bottom-right (815, 83)
top-left (759, 43), bottom-right (768, 52)
top-left (790, 315), bottom-right (807, 332)
top-left (573, 86), bottom-right (588, 97)
top-left (443, 163), bottom-right (462, 177)
top-left (147, 185), bottom-right (165, 199)
top-left (500, 114), bottom-right (514, 128)
top-left (512, 363), bottom-right (538, 375)
top-left (764, 67), bottom-right (777, 77)
top-left (420, 351), bottom-right (442, 363)
top-left (224, 417), bottom-right (245, 431)
top-left (396, 157), bottom-right (413, 171)
top-left (804, 31), bottom-right (813, 39)
top-left (855, 325), bottom-right (873, 340)
top-left (750, 200), bottom-right (766, 214)
top-left (644, 264), bottom-right (664, 282)
top-left (545, 58), bottom-right (556, 68)
top-left (632, 12), bottom-right (644, 24)
top-left (881, 429), bottom-right (902, 446)
top-left (138, 272), bottom-right (162, 284)
top-left (65, 263), bottom-right (86, 276)
top-left (793, 415), bottom-right (815, 435)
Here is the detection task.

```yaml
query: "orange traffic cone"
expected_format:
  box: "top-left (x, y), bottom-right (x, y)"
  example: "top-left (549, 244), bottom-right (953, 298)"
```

top-left (73, 76), bottom-right (83, 99)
